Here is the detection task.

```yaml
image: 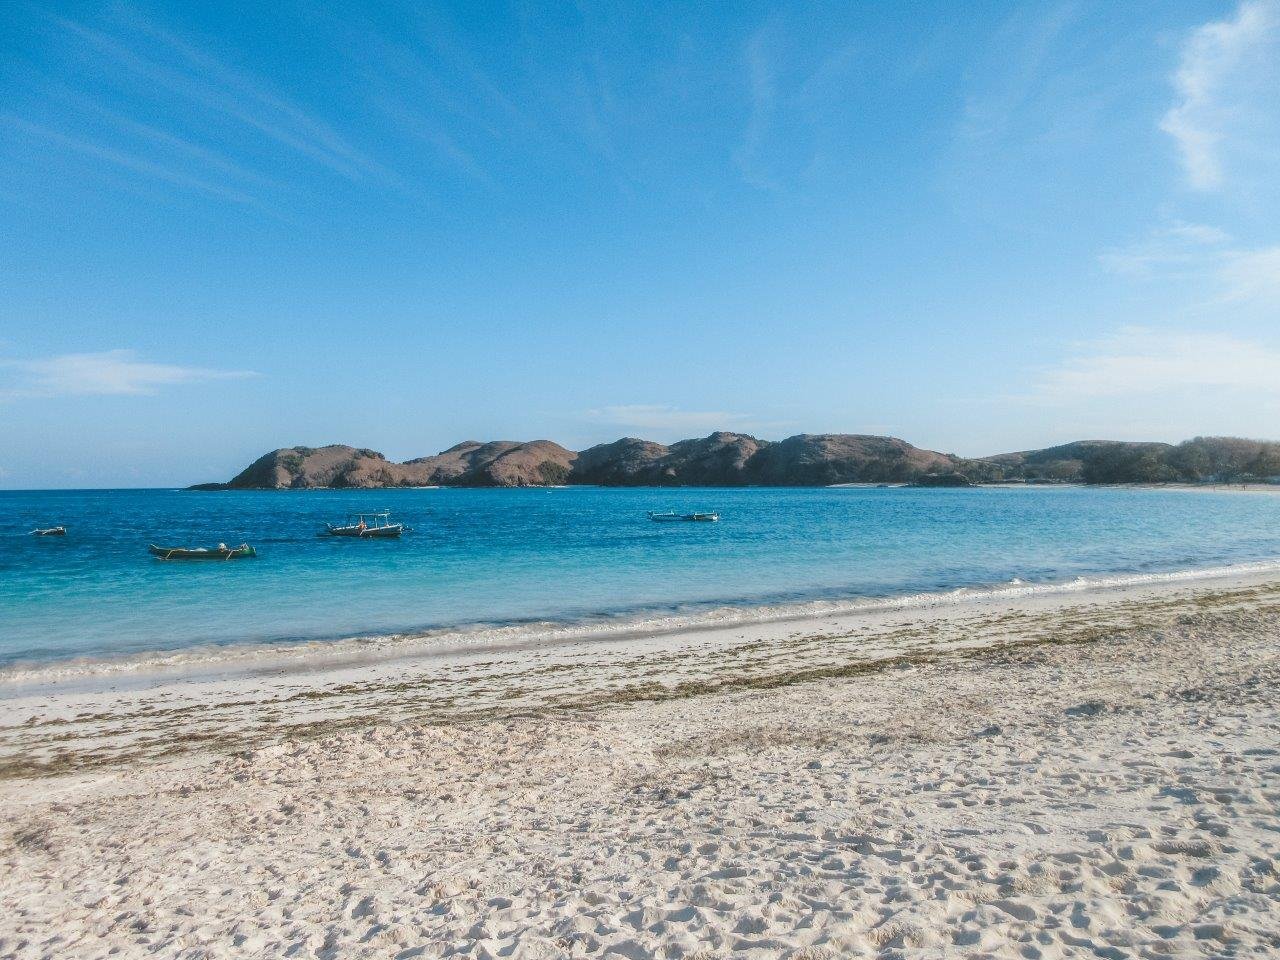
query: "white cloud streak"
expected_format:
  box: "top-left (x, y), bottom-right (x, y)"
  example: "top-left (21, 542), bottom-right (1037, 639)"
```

top-left (734, 24), bottom-right (780, 191)
top-left (1, 114), bottom-right (256, 205)
top-left (1033, 327), bottom-right (1280, 401)
top-left (1100, 223), bottom-right (1280, 307)
top-left (1098, 221), bottom-right (1230, 277)
top-left (1160, 0), bottom-right (1279, 190)
top-left (1218, 245), bottom-right (1280, 303)
top-left (1, 350), bottom-right (257, 399)
top-left (50, 13), bottom-right (389, 185)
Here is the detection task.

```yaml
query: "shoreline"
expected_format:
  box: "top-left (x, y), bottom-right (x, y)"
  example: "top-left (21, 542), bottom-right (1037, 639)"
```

top-left (4, 564), bottom-right (1280, 781)
top-left (5, 556), bottom-right (1280, 693)
top-left (980, 481), bottom-right (1280, 494)
top-left (3, 566), bottom-right (1279, 957)
top-left (6, 479), bottom-right (1276, 493)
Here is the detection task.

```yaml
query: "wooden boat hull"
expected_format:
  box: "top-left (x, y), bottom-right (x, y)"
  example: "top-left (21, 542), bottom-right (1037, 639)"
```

top-left (149, 544), bottom-right (256, 560)
top-left (325, 524), bottom-right (403, 538)
top-left (358, 524), bottom-right (402, 538)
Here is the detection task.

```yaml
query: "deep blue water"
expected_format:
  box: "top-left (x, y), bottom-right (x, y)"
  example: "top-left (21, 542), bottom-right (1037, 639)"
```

top-left (2, 486), bottom-right (1280, 670)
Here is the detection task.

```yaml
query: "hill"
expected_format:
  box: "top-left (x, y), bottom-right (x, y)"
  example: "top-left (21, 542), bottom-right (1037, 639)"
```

top-left (198, 433), bottom-right (990, 489)
top-left (989, 437), bottom-right (1280, 484)
top-left (194, 433), bottom-right (1280, 489)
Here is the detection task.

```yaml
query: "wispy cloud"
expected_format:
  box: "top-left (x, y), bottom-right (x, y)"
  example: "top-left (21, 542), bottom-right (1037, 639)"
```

top-left (47, 12), bottom-right (390, 185)
top-left (957, 1), bottom-right (1082, 144)
top-left (0, 350), bottom-right (257, 399)
top-left (1101, 222), bottom-right (1280, 307)
top-left (1160, 0), bottom-right (1279, 190)
top-left (1099, 221), bottom-right (1231, 276)
top-left (1218, 245), bottom-right (1280, 303)
top-left (411, 11), bottom-right (524, 130)
top-left (585, 404), bottom-right (758, 434)
top-left (372, 97), bottom-right (494, 187)
top-left (731, 21), bottom-right (873, 193)
top-left (138, 19), bottom-right (388, 182)
top-left (1032, 327), bottom-right (1280, 401)
top-left (1, 114), bottom-right (256, 205)
top-left (734, 24), bottom-right (781, 190)
top-left (64, 91), bottom-right (279, 191)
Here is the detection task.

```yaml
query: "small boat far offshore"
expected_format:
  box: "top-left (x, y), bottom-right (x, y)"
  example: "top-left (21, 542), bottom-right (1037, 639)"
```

top-left (324, 511), bottom-right (404, 538)
top-left (648, 511), bottom-right (720, 522)
top-left (149, 543), bottom-right (257, 560)
top-left (31, 526), bottom-right (67, 536)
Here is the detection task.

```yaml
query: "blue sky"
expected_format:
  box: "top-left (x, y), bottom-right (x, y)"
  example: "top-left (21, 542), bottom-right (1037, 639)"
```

top-left (2, 0), bottom-right (1278, 487)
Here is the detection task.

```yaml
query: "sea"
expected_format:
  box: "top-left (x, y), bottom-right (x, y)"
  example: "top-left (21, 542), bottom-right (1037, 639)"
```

top-left (3, 485), bottom-right (1280, 679)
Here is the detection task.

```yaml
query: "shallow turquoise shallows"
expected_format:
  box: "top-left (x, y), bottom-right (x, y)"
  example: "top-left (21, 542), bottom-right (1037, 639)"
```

top-left (3, 486), bottom-right (1280, 670)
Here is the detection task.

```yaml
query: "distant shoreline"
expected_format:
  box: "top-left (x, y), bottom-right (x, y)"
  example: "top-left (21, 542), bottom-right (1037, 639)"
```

top-left (980, 481), bottom-right (1280, 494)
top-left (185, 480), bottom-right (1280, 492)
top-left (4, 480), bottom-right (1277, 494)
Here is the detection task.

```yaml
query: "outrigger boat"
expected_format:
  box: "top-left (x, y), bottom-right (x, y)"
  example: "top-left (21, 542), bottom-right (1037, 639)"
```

top-left (324, 511), bottom-right (404, 539)
top-left (149, 542), bottom-right (256, 560)
top-left (648, 511), bottom-right (720, 522)
top-left (30, 526), bottom-right (67, 536)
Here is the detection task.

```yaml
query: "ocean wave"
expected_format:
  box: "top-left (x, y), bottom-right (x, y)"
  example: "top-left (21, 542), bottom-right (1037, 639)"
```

top-left (4, 558), bottom-right (1280, 688)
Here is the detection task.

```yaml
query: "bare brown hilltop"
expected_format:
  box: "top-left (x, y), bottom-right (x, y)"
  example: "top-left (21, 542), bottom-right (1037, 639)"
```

top-left (190, 433), bottom-right (1280, 490)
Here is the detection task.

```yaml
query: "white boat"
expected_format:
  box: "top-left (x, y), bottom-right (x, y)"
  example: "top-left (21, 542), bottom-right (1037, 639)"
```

top-left (324, 511), bottom-right (404, 538)
top-left (648, 511), bottom-right (720, 522)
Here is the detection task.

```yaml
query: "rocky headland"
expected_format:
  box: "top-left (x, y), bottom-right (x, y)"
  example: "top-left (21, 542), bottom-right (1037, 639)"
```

top-left (191, 433), bottom-right (1280, 489)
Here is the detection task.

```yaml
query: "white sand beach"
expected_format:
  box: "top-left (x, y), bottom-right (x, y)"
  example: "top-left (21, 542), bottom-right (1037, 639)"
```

top-left (3, 571), bottom-right (1280, 959)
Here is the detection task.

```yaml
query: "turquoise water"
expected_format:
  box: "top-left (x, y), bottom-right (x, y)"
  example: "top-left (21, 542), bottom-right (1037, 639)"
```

top-left (3, 486), bottom-right (1280, 672)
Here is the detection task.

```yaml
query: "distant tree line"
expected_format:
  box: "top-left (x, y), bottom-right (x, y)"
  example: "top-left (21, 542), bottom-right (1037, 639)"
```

top-left (1077, 437), bottom-right (1280, 485)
